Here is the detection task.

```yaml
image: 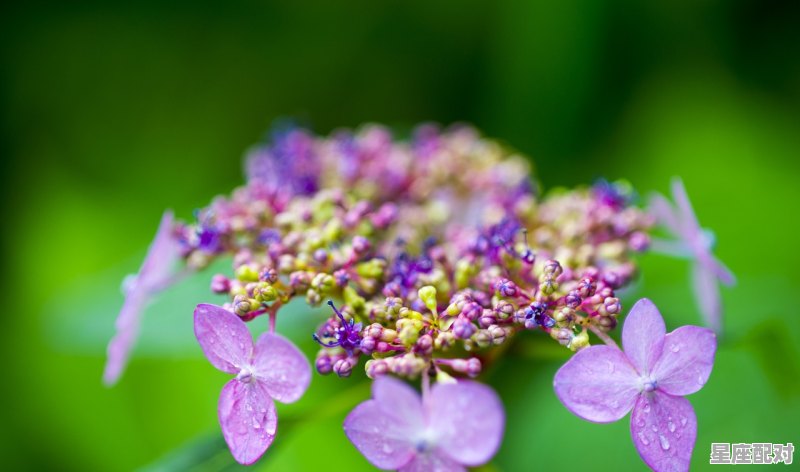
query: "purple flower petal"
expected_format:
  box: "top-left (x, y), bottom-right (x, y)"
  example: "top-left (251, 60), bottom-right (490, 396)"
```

top-left (648, 193), bottom-right (681, 236)
top-left (218, 379), bottom-right (277, 465)
top-left (691, 264), bottom-right (722, 333)
top-left (103, 210), bottom-right (180, 386)
top-left (102, 290), bottom-right (147, 385)
top-left (426, 381), bottom-right (504, 466)
top-left (670, 177), bottom-right (701, 241)
top-left (622, 298), bottom-right (666, 376)
top-left (652, 326), bottom-right (716, 396)
top-left (343, 400), bottom-right (417, 469)
top-left (697, 252), bottom-right (736, 286)
top-left (137, 210), bottom-right (181, 290)
top-left (630, 391), bottom-right (696, 472)
top-left (553, 345), bottom-right (641, 422)
top-left (372, 376), bottom-right (424, 431)
top-left (648, 238), bottom-right (692, 259)
top-left (194, 304), bottom-right (253, 374)
top-left (398, 452), bottom-right (466, 472)
top-left (252, 332), bottom-right (311, 403)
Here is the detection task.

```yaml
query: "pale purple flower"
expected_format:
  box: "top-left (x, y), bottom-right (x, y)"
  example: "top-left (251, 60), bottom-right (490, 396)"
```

top-left (103, 210), bottom-right (182, 386)
top-left (554, 298), bottom-right (716, 472)
top-left (649, 178), bottom-right (735, 332)
top-left (194, 303), bottom-right (311, 465)
top-left (344, 376), bottom-right (504, 472)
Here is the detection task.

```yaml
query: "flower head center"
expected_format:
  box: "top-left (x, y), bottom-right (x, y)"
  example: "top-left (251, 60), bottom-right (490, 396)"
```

top-left (640, 376), bottom-right (658, 393)
top-left (236, 367), bottom-right (256, 384)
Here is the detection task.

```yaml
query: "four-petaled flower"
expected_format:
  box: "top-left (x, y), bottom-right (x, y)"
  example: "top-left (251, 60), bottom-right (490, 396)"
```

top-left (554, 298), bottom-right (716, 472)
top-left (344, 376), bottom-right (504, 472)
top-left (194, 303), bottom-right (311, 464)
top-left (648, 178), bottom-right (735, 332)
top-left (104, 210), bottom-right (182, 386)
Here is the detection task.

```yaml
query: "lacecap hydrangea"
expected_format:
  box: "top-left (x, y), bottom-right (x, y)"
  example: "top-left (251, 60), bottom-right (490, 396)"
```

top-left (104, 124), bottom-right (732, 472)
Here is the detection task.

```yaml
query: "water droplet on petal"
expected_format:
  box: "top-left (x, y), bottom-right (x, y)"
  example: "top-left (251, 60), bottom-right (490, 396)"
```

top-left (651, 425), bottom-right (658, 433)
top-left (382, 444), bottom-right (393, 454)
top-left (668, 421), bottom-right (676, 433)
top-left (670, 344), bottom-right (680, 353)
top-left (659, 434), bottom-right (670, 451)
top-left (680, 416), bottom-right (688, 427)
top-left (610, 399), bottom-right (619, 409)
top-left (697, 374), bottom-right (704, 385)
top-left (638, 431), bottom-right (650, 446)
top-left (643, 403), bottom-right (651, 413)
top-left (637, 419), bottom-right (645, 428)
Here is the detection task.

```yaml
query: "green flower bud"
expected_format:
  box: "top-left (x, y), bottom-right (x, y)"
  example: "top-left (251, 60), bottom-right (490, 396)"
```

top-left (254, 283), bottom-right (278, 302)
top-left (343, 286), bottom-right (366, 315)
top-left (235, 264), bottom-right (260, 282)
top-left (356, 259), bottom-right (386, 279)
top-left (418, 285), bottom-right (438, 314)
top-left (569, 330), bottom-right (590, 351)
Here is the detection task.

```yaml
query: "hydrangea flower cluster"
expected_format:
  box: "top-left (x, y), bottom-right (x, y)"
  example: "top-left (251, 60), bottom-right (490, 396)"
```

top-left (105, 123), bottom-right (731, 471)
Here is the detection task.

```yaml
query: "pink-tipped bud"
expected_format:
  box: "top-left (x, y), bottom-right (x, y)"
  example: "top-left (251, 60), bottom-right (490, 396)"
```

top-left (211, 274), bottom-right (230, 294)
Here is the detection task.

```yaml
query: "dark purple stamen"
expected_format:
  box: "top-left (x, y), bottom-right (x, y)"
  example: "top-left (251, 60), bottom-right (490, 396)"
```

top-left (312, 300), bottom-right (362, 356)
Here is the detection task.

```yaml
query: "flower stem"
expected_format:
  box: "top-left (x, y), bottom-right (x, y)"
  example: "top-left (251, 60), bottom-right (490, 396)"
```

top-left (588, 324), bottom-right (620, 350)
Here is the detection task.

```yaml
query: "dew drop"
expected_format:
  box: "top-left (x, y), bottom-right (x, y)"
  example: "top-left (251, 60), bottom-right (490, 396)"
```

top-left (659, 434), bottom-right (670, 451)
top-left (382, 443), bottom-right (393, 454)
top-left (697, 374), bottom-right (704, 385)
top-left (637, 419), bottom-right (645, 428)
top-left (651, 425), bottom-right (658, 433)
top-left (610, 400), bottom-right (619, 409)
top-left (668, 421), bottom-right (676, 433)
top-left (680, 416), bottom-right (688, 427)
top-left (230, 330), bottom-right (237, 337)
top-left (638, 431), bottom-right (650, 446)
top-left (670, 344), bottom-right (680, 353)
top-left (643, 403), bottom-right (651, 413)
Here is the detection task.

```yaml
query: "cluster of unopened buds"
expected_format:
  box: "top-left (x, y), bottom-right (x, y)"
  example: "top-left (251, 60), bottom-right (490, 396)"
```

top-left (104, 123), bottom-right (733, 471)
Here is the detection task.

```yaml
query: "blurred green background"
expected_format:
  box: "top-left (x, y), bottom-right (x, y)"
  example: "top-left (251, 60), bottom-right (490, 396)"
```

top-left (2, 0), bottom-right (799, 470)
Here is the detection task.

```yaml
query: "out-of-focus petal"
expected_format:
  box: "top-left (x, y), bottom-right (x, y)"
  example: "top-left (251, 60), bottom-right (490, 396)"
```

top-left (699, 252), bottom-right (736, 286)
top-left (648, 238), bottom-right (693, 259)
top-left (648, 193), bottom-right (681, 236)
top-left (398, 451), bottom-right (466, 472)
top-left (102, 289), bottom-right (147, 385)
top-left (553, 345), bottom-right (640, 423)
top-left (372, 376), bottom-right (425, 432)
top-left (652, 326), bottom-right (716, 396)
top-left (138, 210), bottom-right (180, 290)
top-left (252, 332), bottom-right (311, 403)
top-left (344, 400), bottom-right (417, 470)
top-left (691, 264), bottom-right (722, 333)
top-left (218, 379), bottom-right (277, 465)
top-left (622, 298), bottom-right (666, 376)
top-left (670, 178), bottom-right (701, 241)
top-left (630, 392), bottom-right (696, 472)
top-left (194, 304), bottom-right (253, 374)
top-left (103, 210), bottom-right (181, 386)
top-left (426, 381), bottom-right (504, 466)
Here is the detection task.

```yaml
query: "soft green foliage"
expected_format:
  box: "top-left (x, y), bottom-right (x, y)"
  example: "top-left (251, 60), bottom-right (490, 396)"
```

top-left (1, 1), bottom-right (799, 470)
